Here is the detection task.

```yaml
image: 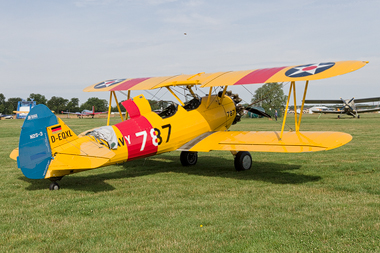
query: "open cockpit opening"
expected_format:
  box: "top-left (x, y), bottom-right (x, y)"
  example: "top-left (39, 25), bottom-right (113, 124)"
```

top-left (158, 103), bottom-right (178, 119)
top-left (183, 97), bottom-right (201, 111)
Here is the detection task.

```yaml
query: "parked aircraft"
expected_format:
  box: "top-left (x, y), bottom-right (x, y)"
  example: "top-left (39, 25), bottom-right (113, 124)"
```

top-left (61, 106), bottom-right (107, 118)
top-left (0, 113), bottom-right (14, 119)
top-left (9, 60), bottom-right (368, 190)
top-left (308, 106), bottom-right (332, 114)
top-left (305, 97), bottom-right (380, 118)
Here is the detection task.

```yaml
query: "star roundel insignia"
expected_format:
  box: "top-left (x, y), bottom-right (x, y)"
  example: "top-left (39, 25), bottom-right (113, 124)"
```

top-left (285, 62), bottom-right (335, 78)
top-left (94, 79), bottom-right (126, 89)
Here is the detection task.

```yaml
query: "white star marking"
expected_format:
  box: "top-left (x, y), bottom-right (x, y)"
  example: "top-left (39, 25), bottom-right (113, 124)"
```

top-left (288, 63), bottom-right (334, 77)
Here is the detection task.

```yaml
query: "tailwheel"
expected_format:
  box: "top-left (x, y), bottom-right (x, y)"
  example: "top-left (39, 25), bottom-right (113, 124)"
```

top-left (234, 151), bottom-right (252, 171)
top-left (49, 182), bottom-right (60, 191)
top-left (180, 151), bottom-right (198, 166)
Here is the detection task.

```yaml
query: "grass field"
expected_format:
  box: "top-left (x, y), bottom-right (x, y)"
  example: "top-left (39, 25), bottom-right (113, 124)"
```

top-left (1, 114), bottom-right (380, 252)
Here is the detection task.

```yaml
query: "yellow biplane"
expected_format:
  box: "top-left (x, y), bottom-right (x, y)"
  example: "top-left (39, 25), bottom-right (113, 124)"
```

top-left (10, 61), bottom-right (368, 190)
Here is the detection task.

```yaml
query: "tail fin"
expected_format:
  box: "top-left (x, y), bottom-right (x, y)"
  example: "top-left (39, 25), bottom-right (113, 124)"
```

top-left (92, 106), bottom-right (95, 114)
top-left (17, 105), bottom-right (77, 179)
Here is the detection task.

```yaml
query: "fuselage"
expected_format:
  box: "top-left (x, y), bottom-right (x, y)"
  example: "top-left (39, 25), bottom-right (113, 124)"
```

top-left (14, 93), bottom-right (237, 180)
top-left (102, 94), bottom-right (236, 166)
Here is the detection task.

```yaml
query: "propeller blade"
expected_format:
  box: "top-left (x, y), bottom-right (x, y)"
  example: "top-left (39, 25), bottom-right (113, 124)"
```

top-left (246, 107), bottom-right (271, 118)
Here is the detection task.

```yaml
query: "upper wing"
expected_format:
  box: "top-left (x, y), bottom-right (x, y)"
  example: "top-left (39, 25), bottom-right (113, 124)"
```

top-left (178, 131), bottom-right (352, 153)
top-left (305, 99), bottom-right (342, 104)
top-left (84, 61), bottom-right (368, 92)
top-left (354, 97), bottom-right (380, 103)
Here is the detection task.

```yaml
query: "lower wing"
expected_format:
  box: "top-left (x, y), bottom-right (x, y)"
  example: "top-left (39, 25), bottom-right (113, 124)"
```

top-left (178, 131), bottom-right (352, 153)
top-left (356, 108), bottom-right (380, 113)
top-left (311, 110), bottom-right (341, 114)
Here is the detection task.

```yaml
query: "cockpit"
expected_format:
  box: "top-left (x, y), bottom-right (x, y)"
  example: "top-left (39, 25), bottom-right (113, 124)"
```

top-left (157, 97), bottom-right (201, 119)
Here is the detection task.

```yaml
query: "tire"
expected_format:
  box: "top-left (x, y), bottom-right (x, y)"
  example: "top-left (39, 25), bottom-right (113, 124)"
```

top-left (234, 151), bottom-right (252, 171)
top-left (49, 182), bottom-right (60, 190)
top-left (180, 151), bottom-right (198, 166)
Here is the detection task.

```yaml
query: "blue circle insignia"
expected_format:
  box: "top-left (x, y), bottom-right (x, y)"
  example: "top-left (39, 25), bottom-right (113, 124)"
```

top-left (94, 79), bottom-right (126, 89)
top-left (285, 62), bottom-right (335, 78)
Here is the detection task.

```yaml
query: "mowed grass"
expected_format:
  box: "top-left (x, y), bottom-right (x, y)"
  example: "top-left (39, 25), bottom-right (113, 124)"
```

top-left (1, 114), bottom-right (380, 252)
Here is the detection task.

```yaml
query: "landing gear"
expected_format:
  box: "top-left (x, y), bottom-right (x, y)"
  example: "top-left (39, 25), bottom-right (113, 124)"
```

top-left (180, 151), bottom-right (198, 166)
top-left (49, 181), bottom-right (60, 190)
top-left (234, 151), bottom-right (252, 171)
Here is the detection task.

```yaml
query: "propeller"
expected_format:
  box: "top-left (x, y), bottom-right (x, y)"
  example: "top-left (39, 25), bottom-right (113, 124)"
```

top-left (340, 97), bottom-right (355, 111)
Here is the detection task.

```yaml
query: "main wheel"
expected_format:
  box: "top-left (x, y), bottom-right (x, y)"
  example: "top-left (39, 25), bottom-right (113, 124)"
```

top-left (49, 182), bottom-right (60, 190)
top-left (234, 151), bottom-right (252, 171)
top-left (180, 151), bottom-right (198, 166)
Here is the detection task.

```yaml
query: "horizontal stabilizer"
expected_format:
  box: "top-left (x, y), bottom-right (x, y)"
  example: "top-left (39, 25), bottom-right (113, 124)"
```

top-left (52, 136), bottom-right (116, 158)
top-left (179, 131), bottom-right (352, 153)
top-left (44, 134), bottom-right (116, 178)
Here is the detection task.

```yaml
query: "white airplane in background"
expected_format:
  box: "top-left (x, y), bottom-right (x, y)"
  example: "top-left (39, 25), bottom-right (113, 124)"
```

top-left (305, 97), bottom-right (380, 118)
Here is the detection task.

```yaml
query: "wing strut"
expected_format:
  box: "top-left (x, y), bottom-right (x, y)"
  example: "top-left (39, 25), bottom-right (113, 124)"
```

top-left (206, 87), bottom-right (213, 108)
top-left (219, 86), bottom-right (228, 104)
top-left (292, 81), bottom-right (298, 131)
top-left (166, 87), bottom-right (185, 106)
top-left (107, 91), bottom-right (125, 126)
top-left (297, 80), bottom-right (309, 131)
top-left (125, 90), bottom-right (131, 120)
top-left (107, 92), bottom-right (113, 126)
top-left (280, 81), bottom-right (309, 139)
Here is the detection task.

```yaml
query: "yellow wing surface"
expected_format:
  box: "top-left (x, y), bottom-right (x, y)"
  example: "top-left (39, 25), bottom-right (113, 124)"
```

top-left (178, 131), bottom-right (352, 153)
top-left (84, 61), bottom-right (368, 92)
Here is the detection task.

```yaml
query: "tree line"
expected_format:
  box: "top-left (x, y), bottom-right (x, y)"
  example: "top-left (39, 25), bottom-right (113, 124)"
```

top-left (0, 93), bottom-right (165, 115)
top-left (0, 93), bottom-right (112, 115)
top-left (1, 83), bottom-right (286, 116)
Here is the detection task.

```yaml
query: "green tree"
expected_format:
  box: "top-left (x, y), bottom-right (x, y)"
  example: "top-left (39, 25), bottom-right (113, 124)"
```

top-left (4, 101), bottom-right (14, 114)
top-left (111, 101), bottom-right (127, 112)
top-left (7, 97), bottom-right (23, 113)
top-left (80, 97), bottom-right (108, 112)
top-left (66, 98), bottom-right (80, 112)
top-left (0, 93), bottom-right (5, 105)
top-left (251, 82), bottom-right (287, 117)
top-left (47, 96), bottom-right (69, 113)
top-left (28, 93), bottom-right (47, 105)
top-left (0, 93), bottom-right (5, 114)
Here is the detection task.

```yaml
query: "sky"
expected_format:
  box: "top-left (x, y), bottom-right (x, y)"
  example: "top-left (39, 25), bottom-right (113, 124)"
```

top-left (1, 0), bottom-right (379, 106)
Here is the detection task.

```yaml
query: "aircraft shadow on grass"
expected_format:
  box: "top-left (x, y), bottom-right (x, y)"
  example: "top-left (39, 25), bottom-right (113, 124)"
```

top-left (20, 155), bottom-right (321, 192)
